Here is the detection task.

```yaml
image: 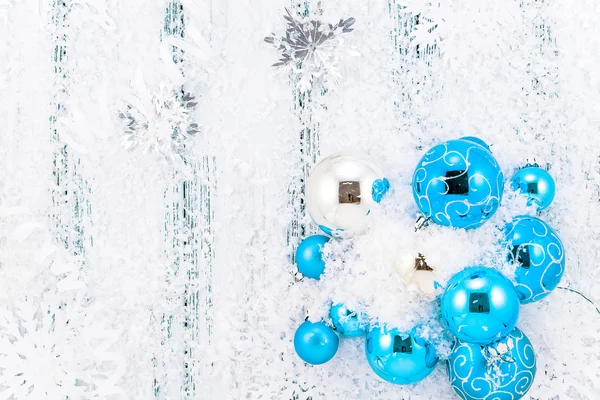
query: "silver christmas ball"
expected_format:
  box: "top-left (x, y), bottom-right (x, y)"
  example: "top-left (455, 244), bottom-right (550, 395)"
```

top-left (306, 153), bottom-right (390, 237)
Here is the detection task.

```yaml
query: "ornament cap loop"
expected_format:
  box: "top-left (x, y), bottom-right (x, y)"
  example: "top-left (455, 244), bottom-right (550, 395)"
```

top-left (414, 215), bottom-right (429, 231)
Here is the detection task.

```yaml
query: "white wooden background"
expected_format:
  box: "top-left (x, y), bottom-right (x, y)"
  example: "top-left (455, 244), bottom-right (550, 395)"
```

top-left (1, 0), bottom-right (600, 398)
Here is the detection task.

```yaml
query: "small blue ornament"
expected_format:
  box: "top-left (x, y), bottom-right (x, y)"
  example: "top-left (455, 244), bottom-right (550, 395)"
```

top-left (318, 225), bottom-right (333, 235)
top-left (294, 321), bottom-right (339, 365)
top-left (412, 137), bottom-right (504, 229)
top-left (329, 304), bottom-right (368, 337)
top-left (511, 165), bottom-right (556, 211)
top-left (365, 325), bottom-right (438, 385)
top-left (296, 235), bottom-right (330, 280)
top-left (448, 327), bottom-right (536, 400)
top-left (441, 267), bottom-right (520, 344)
top-left (372, 178), bottom-right (391, 203)
top-left (504, 216), bottom-right (565, 303)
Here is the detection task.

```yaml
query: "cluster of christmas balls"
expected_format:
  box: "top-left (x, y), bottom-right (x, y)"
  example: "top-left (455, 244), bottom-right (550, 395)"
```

top-left (293, 137), bottom-right (564, 399)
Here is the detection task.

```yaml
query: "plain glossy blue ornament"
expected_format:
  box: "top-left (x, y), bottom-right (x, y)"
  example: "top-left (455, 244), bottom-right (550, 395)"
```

top-left (294, 321), bottom-right (339, 365)
top-left (412, 137), bottom-right (504, 229)
top-left (448, 327), bottom-right (536, 400)
top-left (511, 165), bottom-right (556, 211)
top-left (329, 304), bottom-right (368, 337)
top-left (296, 235), bottom-right (330, 280)
top-left (441, 267), bottom-right (520, 344)
top-left (504, 216), bottom-right (565, 303)
top-left (365, 325), bottom-right (438, 385)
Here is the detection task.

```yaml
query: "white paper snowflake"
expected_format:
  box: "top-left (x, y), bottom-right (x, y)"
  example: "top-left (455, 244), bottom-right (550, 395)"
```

top-left (0, 293), bottom-right (125, 399)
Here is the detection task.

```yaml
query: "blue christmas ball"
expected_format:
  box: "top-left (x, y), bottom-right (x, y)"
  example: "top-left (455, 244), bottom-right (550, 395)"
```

top-left (412, 137), bottom-right (504, 229)
top-left (294, 321), bottom-right (339, 365)
top-left (460, 136), bottom-right (491, 150)
top-left (296, 235), bottom-right (330, 280)
top-left (448, 327), bottom-right (536, 400)
top-left (504, 216), bottom-right (565, 303)
top-left (329, 304), bottom-right (369, 337)
top-left (511, 165), bottom-right (556, 211)
top-left (365, 325), bottom-right (438, 385)
top-left (441, 267), bottom-right (520, 344)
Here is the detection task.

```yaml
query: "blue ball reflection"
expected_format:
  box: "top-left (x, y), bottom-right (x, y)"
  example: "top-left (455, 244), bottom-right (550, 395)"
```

top-left (441, 267), bottom-right (520, 344)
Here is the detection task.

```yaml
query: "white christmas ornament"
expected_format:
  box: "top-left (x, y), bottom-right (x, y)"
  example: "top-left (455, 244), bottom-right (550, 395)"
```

top-left (306, 153), bottom-right (389, 237)
top-left (395, 253), bottom-right (441, 299)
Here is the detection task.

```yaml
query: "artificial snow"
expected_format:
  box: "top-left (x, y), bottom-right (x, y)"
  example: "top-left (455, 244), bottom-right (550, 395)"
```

top-left (1, 0), bottom-right (599, 399)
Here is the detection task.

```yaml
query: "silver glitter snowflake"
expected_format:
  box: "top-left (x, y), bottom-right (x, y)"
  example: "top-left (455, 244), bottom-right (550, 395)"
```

top-left (264, 9), bottom-right (356, 91)
top-left (119, 85), bottom-right (201, 163)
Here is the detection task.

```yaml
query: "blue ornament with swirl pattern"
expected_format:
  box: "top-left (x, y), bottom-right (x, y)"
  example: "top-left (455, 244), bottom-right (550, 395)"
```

top-left (441, 267), bottom-right (520, 345)
top-left (503, 216), bottom-right (565, 303)
top-left (412, 137), bottom-right (504, 229)
top-left (511, 165), bottom-right (556, 211)
top-left (365, 325), bottom-right (438, 385)
top-left (448, 327), bottom-right (536, 400)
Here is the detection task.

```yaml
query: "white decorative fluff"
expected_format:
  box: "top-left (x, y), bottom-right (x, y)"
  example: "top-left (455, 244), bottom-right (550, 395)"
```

top-left (1, 0), bottom-right (600, 398)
